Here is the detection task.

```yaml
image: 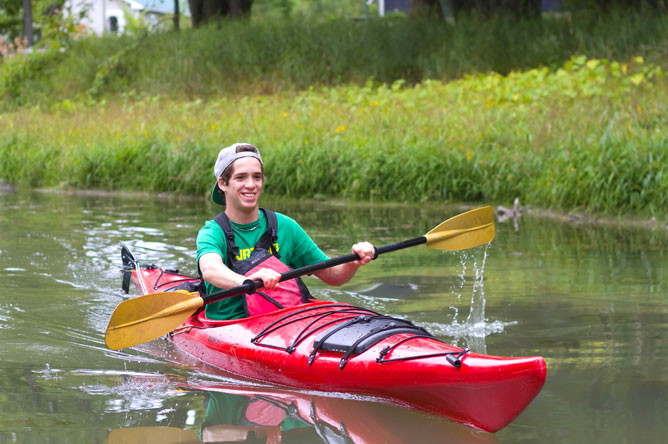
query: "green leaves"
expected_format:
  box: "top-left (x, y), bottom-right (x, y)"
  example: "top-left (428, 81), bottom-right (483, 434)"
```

top-left (1, 54), bottom-right (666, 216)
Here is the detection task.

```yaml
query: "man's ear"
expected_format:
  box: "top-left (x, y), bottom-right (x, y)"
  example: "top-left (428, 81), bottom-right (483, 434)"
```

top-left (217, 176), bottom-right (227, 193)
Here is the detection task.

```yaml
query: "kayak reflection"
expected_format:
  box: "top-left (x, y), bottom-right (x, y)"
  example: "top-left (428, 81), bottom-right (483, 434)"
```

top-left (201, 390), bottom-right (301, 444)
top-left (109, 380), bottom-right (499, 444)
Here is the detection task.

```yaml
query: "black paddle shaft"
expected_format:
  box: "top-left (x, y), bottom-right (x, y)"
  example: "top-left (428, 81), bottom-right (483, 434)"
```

top-left (201, 236), bottom-right (427, 305)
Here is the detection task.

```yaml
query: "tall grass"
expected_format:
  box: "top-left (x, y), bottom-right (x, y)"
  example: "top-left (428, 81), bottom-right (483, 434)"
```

top-left (1, 56), bottom-right (666, 216)
top-left (1, 10), bottom-right (667, 105)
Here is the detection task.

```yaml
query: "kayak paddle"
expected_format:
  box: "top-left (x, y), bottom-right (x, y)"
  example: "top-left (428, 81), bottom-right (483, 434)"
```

top-left (105, 206), bottom-right (495, 350)
top-left (107, 427), bottom-right (199, 444)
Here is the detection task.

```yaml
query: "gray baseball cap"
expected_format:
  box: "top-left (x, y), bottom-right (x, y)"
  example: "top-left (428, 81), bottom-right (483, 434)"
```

top-left (211, 143), bottom-right (263, 205)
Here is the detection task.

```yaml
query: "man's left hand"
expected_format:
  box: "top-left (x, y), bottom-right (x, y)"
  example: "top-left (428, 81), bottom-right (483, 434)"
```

top-left (352, 242), bottom-right (376, 266)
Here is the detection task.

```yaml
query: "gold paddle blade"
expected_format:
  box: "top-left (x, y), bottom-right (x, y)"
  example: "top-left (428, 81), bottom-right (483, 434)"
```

top-left (107, 427), bottom-right (200, 444)
top-left (105, 290), bottom-right (203, 350)
top-left (424, 206), bottom-right (495, 251)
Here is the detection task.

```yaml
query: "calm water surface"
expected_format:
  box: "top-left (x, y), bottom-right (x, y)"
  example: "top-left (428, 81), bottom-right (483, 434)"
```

top-left (0, 190), bottom-right (666, 443)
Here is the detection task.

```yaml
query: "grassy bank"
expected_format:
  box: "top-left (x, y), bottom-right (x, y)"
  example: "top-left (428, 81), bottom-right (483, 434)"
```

top-left (1, 11), bottom-right (667, 106)
top-left (1, 55), bottom-right (666, 217)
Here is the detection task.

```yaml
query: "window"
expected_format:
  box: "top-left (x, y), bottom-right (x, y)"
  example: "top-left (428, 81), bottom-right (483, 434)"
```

top-left (109, 16), bottom-right (119, 33)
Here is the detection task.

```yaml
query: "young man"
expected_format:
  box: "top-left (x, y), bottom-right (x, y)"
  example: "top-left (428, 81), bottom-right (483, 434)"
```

top-left (197, 143), bottom-right (376, 320)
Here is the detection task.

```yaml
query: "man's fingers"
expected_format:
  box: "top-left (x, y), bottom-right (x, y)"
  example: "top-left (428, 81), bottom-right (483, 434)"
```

top-left (352, 242), bottom-right (376, 265)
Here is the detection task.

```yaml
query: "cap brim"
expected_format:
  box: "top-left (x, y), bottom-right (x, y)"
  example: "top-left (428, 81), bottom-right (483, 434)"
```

top-left (211, 182), bottom-right (225, 205)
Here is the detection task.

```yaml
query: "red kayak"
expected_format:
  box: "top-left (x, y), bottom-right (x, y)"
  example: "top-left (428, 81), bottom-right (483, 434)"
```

top-left (121, 246), bottom-right (546, 433)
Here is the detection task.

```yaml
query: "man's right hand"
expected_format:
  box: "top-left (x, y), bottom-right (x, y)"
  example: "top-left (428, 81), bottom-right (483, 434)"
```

top-left (246, 267), bottom-right (281, 291)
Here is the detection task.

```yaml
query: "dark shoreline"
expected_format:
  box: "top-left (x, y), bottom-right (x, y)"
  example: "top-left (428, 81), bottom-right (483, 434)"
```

top-left (17, 186), bottom-right (667, 232)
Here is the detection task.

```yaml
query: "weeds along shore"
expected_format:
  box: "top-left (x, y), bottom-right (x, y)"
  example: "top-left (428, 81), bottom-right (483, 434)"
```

top-left (1, 55), bottom-right (666, 217)
top-left (2, 11), bottom-right (667, 103)
top-left (1, 12), bottom-right (667, 217)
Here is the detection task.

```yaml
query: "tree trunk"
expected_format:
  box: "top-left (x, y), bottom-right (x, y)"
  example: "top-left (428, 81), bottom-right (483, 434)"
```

top-left (23, 0), bottom-right (34, 46)
top-left (188, 0), bottom-right (253, 27)
top-left (174, 0), bottom-right (180, 31)
top-left (449, 0), bottom-right (474, 21)
top-left (516, 0), bottom-right (542, 17)
top-left (412, 0), bottom-right (444, 18)
top-left (450, 0), bottom-right (542, 19)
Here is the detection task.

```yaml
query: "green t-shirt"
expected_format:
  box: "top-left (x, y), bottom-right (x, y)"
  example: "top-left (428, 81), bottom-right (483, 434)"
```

top-left (196, 210), bottom-right (329, 320)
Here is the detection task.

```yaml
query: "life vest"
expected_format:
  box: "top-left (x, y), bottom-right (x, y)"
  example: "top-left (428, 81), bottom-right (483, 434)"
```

top-left (214, 208), bottom-right (314, 317)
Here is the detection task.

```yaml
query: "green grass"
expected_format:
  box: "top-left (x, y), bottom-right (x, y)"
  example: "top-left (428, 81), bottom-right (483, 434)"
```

top-left (1, 10), bottom-right (667, 105)
top-left (1, 55), bottom-right (666, 217)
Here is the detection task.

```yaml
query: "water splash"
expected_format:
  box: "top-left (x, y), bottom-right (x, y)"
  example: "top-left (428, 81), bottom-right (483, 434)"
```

top-left (465, 244), bottom-right (488, 327)
top-left (433, 243), bottom-right (516, 353)
top-left (33, 363), bottom-right (63, 382)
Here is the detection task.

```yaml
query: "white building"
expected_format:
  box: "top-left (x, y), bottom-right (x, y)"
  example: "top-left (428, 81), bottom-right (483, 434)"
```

top-left (65, 0), bottom-right (188, 35)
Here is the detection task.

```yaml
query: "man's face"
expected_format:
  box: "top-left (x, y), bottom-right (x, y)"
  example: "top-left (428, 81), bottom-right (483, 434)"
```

top-left (218, 157), bottom-right (264, 213)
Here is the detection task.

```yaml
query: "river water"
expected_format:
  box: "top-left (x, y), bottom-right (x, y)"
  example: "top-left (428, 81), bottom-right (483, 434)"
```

top-left (0, 189), bottom-right (666, 443)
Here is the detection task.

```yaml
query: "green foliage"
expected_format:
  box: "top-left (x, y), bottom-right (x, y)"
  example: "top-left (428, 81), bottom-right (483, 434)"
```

top-left (87, 33), bottom-right (148, 99)
top-left (38, 3), bottom-right (90, 50)
top-left (0, 0), bottom-right (87, 48)
top-left (1, 8), bottom-right (666, 216)
top-left (1, 56), bottom-right (666, 216)
top-left (0, 0), bottom-right (30, 39)
top-left (252, 0), bottom-right (366, 21)
top-left (0, 2), bottom-right (89, 103)
top-left (2, 8), bottom-right (666, 106)
top-left (0, 49), bottom-right (64, 105)
top-left (119, 4), bottom-right (152, 37)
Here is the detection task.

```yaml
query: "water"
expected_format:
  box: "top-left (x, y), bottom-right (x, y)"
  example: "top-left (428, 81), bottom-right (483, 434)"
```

top-left (0, 189), bottom-right (666, 443)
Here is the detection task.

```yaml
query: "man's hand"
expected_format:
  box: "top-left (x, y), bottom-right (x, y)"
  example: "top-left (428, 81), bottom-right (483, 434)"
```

top-left (352, 241), bottom-right (376, 266)
top-left (246, 267), bottom-right (281, 290)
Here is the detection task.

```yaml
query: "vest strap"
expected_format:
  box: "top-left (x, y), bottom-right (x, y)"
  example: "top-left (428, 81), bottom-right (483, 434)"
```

top-left (214, 208), bottom-right (279, 266)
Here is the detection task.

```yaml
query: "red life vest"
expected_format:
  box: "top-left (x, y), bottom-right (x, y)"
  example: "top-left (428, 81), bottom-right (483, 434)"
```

top-left (214, 209), bottom-right (314, 317)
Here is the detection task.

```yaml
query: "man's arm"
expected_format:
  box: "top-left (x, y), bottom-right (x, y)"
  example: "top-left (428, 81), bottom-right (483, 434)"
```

top-left (313, 242), bottom-right (376, 286)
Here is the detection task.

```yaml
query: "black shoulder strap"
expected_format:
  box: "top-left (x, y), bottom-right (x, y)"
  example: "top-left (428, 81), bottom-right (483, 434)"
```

top-left (213, 211), bottom-right (238, 266)
top-left (213, 208), bottom-right (280, 266)
top-left (256, 208), bottom-right (280, 258)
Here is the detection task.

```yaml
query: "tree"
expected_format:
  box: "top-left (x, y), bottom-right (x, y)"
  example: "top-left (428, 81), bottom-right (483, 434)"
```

top-left (174, 0), bottom-right (180, 30)
top-left (1, 0), bottom-right (64, 46)
top-left (188, 0), bottom-right (253, 27)
top-left (592, 0), bottom-right (667, 11)
top-left (448, 0), bottom-right (666, 19)
top-left (1, 0), bottom-right (23, 39)
top-left (412, 0), bottom-right (444, 17)
top-left (22, 0), bottom-right (33, 46)
top-left (449, 0), bottom-right (542, 20)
